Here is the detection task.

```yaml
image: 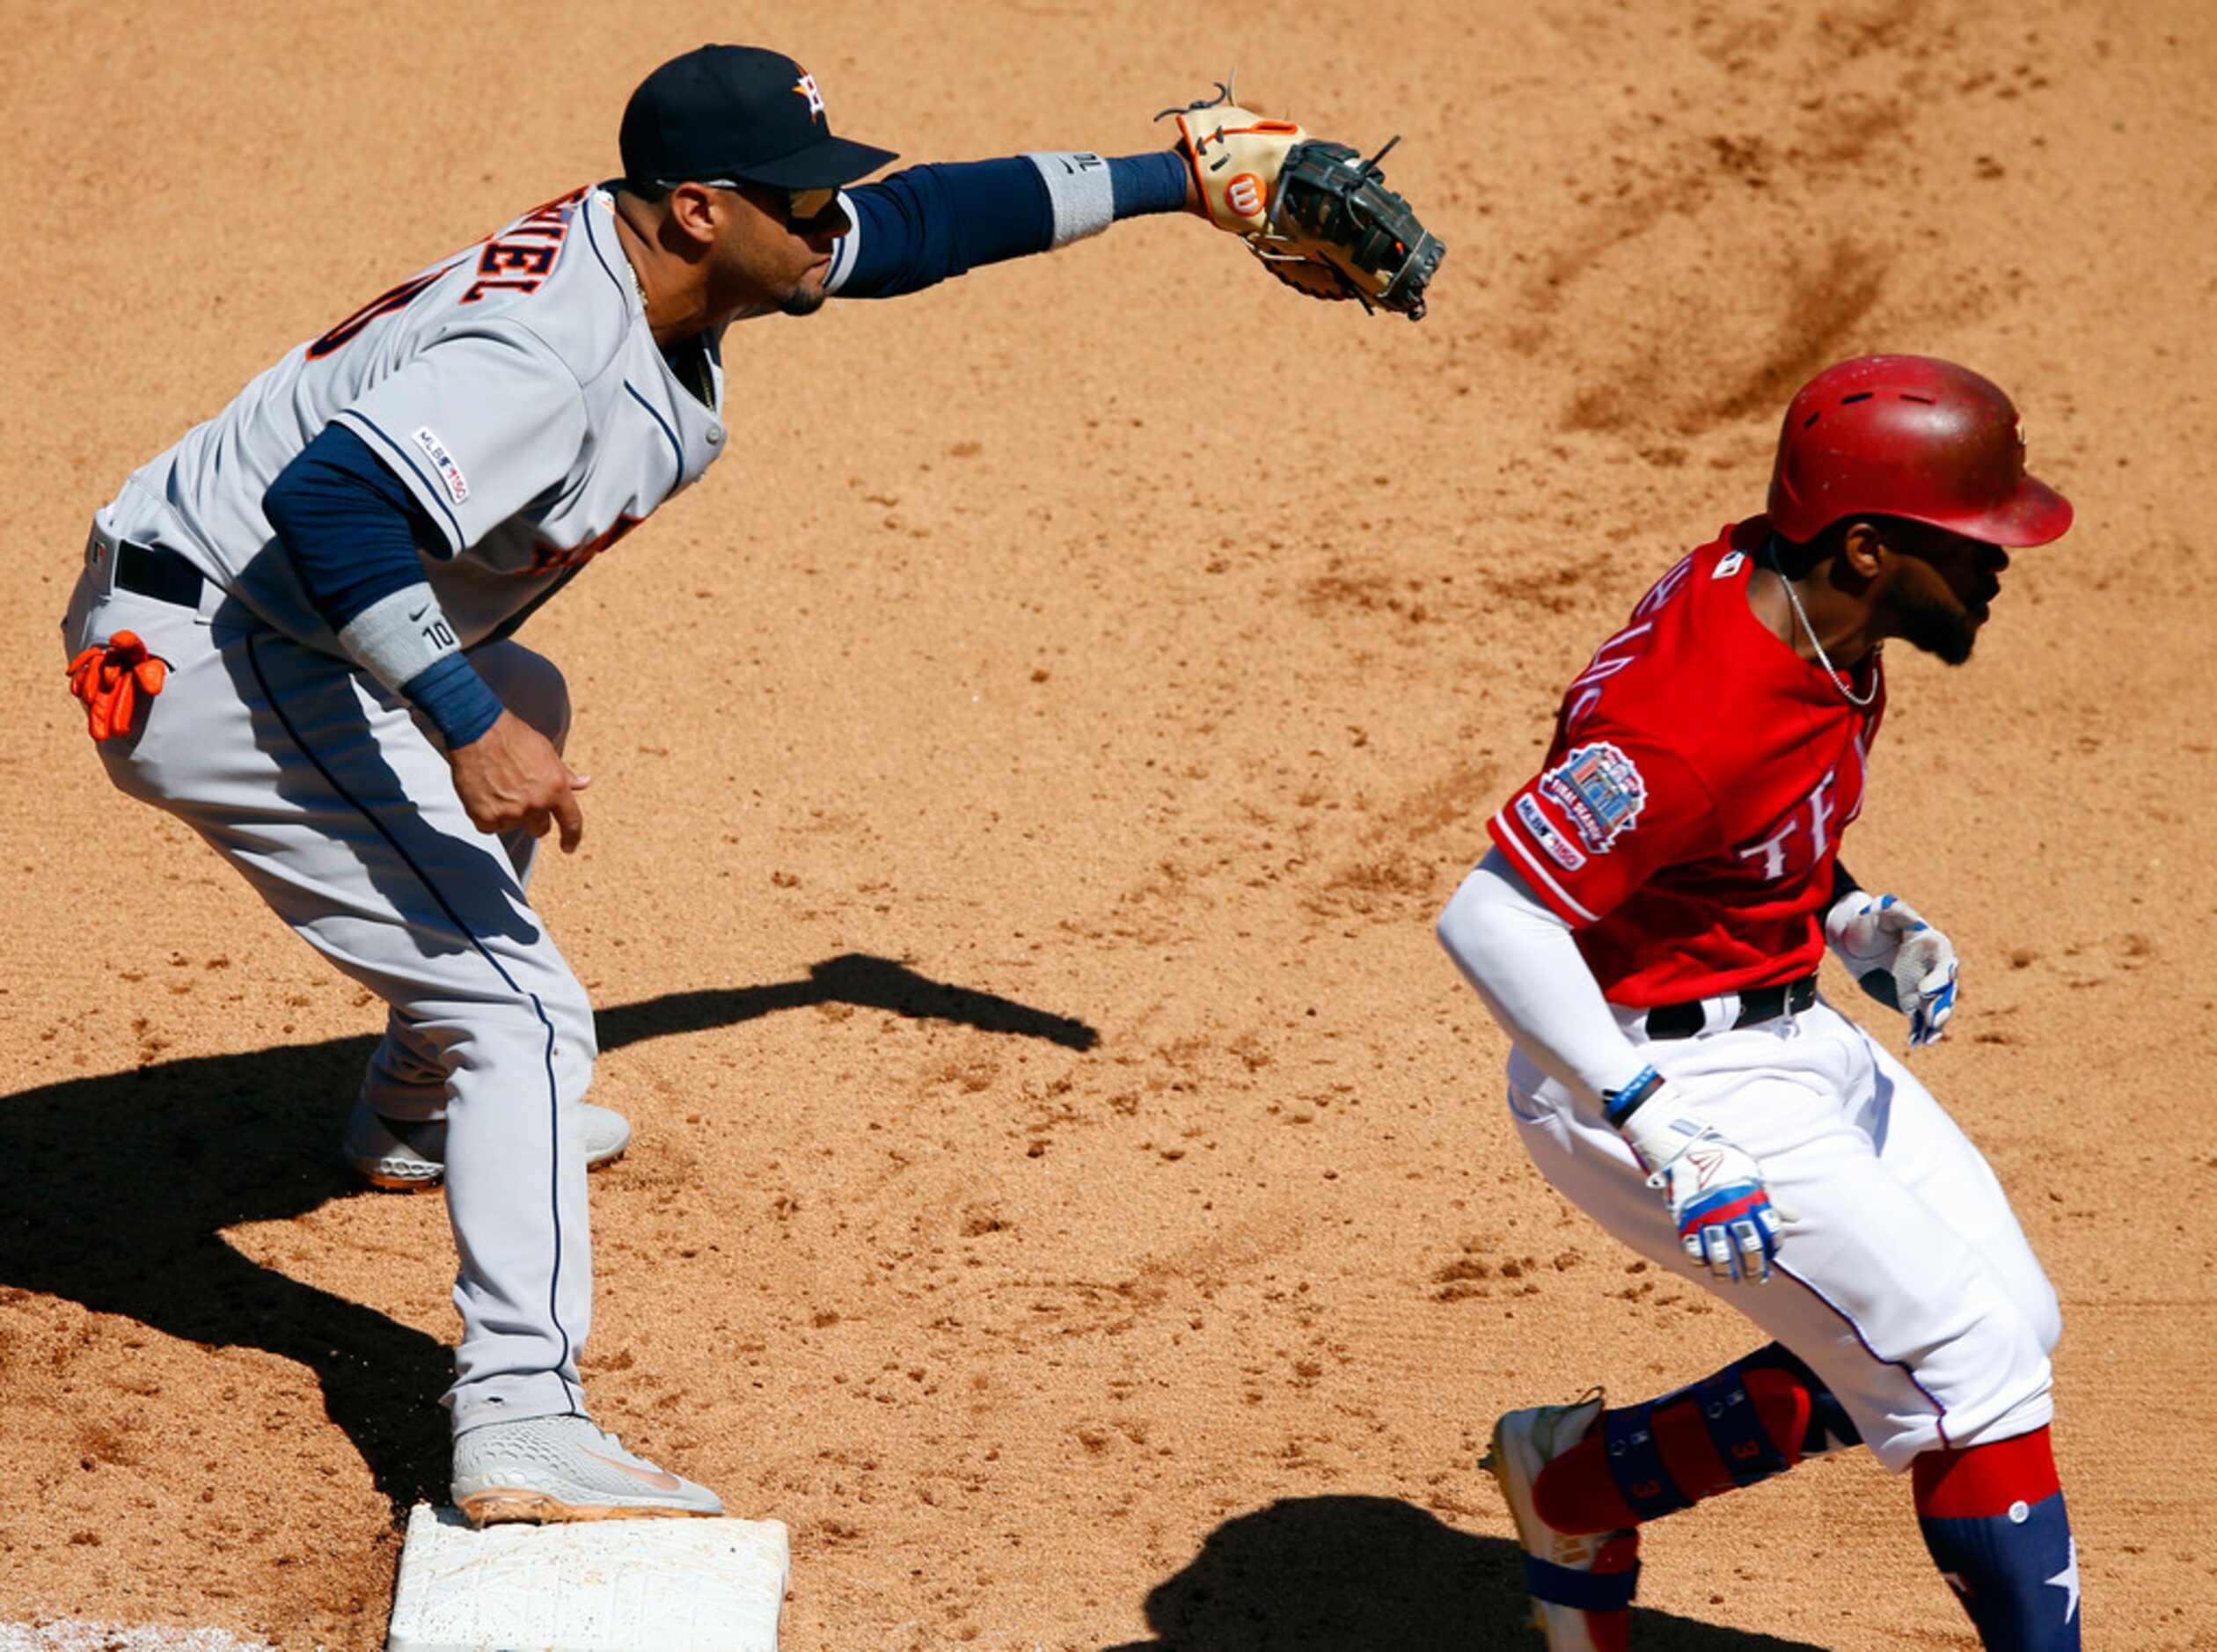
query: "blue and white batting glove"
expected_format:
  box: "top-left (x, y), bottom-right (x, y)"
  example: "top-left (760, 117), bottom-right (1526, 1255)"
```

top-left (1602, 1070), bottom-right (1788, 1285)
top-left (1825, 891), bottom-right (1959, 1049)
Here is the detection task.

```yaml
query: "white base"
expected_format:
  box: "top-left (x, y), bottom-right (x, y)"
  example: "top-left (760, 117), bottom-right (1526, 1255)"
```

top-left (384, 1505), bottom-right (788, 1652)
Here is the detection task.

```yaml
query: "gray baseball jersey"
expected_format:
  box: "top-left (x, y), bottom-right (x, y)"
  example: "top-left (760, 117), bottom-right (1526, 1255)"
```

top-left (72, 184), bottom-right (743, 1436)
top-left (100, 186), bottom-right (724, 654)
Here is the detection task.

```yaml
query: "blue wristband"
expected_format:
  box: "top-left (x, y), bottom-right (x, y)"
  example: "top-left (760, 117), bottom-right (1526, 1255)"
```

top-left (401, 653), bottom-right (503, 749)
top-left (1601, 1066), bottom-right (1665, 1128)
top-left (1108, 150), bottom-right (1190, 217)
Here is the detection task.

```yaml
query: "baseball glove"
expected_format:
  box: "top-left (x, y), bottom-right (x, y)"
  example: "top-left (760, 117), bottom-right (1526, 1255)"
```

top-left (1160, 77), bottom-right (1445, 320)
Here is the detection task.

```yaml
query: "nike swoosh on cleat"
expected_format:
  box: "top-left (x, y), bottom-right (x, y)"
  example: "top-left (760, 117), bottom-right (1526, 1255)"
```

top-left (578, 1447), bottom-right (683, 1493)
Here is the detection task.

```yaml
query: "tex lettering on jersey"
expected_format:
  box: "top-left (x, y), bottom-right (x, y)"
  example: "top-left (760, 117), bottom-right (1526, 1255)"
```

top-left (1730, 726), bottom-right (1870, 885)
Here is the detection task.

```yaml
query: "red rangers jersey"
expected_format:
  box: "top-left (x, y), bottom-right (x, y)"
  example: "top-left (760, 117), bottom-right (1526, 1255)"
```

top-left (1486, 520), bottom-right (1885, 1006)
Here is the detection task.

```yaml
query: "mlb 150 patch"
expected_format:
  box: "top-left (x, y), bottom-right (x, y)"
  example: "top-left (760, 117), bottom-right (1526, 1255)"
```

top-left (1514, 792), bottom-right (1588, 871)
top-left (413, 426), bottom-right (471, 504)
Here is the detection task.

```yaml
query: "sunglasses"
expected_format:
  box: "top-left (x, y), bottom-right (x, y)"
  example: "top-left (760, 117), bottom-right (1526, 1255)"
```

top-left (678, 179), bottom-right (842, 222)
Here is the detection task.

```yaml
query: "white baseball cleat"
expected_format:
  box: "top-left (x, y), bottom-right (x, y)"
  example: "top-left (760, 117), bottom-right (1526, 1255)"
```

top-left (451, 1414), bottom-right (724, 1525)
top-left (343, 1099), bottom-right (631, 1190)
top-left (1485, 1391), bottom-right (1641, 1652)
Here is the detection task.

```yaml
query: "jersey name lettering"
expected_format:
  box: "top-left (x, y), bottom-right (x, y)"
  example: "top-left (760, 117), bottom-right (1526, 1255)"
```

top-left (1564, 621), bottom-right (1654, 732)
top-left (462, 189), bottom-right (586, 304)
top-left (1561, 559), bottom-right (1687, 731)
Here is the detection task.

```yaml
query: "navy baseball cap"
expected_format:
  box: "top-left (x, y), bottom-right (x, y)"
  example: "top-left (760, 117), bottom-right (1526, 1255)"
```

top-left (620, 46), bottom-right (897, 191)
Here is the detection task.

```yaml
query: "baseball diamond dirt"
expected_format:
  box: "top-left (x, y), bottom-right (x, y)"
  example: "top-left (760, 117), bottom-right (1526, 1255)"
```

top-left (3, 0), bottom-right (2213, 1648)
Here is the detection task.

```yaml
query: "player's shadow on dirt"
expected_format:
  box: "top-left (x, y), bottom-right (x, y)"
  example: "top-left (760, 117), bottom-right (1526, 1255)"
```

top-left (0, 954), bottom-right (1095, 1510)
top-left (1101, 1495), bottom-right (1826, 1651)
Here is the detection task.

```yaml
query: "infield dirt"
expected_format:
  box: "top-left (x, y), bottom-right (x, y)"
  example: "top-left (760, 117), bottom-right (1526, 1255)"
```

top-left (3, 1), bottom-right (2213, 1647)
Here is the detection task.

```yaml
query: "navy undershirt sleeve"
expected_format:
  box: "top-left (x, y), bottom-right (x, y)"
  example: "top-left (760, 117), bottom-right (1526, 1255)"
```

top-left (263, 422), bottom-right (443, 630)
top-left (836, 159), bottom-right (1054, 298)
top-left (835, 150), bottom-right (1189, 298)
top-left (262, 423), bottom-right (504, 749)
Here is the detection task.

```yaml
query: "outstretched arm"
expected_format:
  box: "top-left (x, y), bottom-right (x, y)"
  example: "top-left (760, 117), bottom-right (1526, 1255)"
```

top-left (825, 84), bottom-right (1442, 318)
top-left (826, 150), bottom-right (1195, 299)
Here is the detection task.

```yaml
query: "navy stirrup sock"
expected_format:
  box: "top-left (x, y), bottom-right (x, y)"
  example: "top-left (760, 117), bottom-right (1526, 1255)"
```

top-left (1913, 1428), bottom-right (2080, 1649)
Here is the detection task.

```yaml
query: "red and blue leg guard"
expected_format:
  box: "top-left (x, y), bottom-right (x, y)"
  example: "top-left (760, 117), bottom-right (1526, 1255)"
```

top-left (1535, 1344), bottom-right (1861, 1535)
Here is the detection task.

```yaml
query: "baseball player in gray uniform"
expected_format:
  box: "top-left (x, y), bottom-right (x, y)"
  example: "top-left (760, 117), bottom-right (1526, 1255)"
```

top-left (62, 44), bottom-right (1233, 1524)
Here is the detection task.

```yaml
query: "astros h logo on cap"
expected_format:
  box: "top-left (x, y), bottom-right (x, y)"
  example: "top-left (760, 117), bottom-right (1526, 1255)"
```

top-left (620, 45), bottom-right (896, 191)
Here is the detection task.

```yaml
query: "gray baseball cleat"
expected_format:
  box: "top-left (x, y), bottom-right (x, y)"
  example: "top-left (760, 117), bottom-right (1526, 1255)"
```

top-left (451, 1414), bottom-right (724, 1525)
top-left (342, 1099), bottom-right (632, 1190)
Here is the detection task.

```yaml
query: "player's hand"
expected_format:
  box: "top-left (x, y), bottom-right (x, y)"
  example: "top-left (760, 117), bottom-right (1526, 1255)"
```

top-left (1825, 891), bottom-right (1959, 1049)
top-left (1648, 1126), bottom-right (1788, 1284)
top-left (447, 710), bottom-right (591, 853)
top-left (1160, 78), bottom-right (1306, 235)
top-left (1605, 1075), bottom-right (1787, 1285)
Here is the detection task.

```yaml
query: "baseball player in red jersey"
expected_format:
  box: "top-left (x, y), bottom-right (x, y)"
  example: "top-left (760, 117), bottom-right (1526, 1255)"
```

top-left (1436, 355), bottom-right (2080, 1648)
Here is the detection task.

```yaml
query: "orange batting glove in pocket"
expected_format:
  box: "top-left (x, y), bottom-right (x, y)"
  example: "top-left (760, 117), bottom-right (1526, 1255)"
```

top-left (65, 630), bottom-right (169, 742)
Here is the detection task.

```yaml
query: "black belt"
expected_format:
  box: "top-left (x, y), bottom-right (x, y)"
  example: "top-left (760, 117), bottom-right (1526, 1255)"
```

top-left (113, 540), bottom-right (207, 609)
top-left (1644, 974), bottom-right (1816, 1040)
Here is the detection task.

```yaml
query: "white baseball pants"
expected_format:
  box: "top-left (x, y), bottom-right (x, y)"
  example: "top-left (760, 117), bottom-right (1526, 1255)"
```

top-left (1504, 996), bottom-right (2059, 1470)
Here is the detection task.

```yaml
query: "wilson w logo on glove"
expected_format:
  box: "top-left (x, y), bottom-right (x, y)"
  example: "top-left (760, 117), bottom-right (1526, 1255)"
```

top-left (1162, 77), bottom-right (1446, 321)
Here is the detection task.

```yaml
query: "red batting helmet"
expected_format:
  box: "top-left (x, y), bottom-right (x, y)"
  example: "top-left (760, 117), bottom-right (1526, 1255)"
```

top-left (1766, 355), bottom-right (2073, 546)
